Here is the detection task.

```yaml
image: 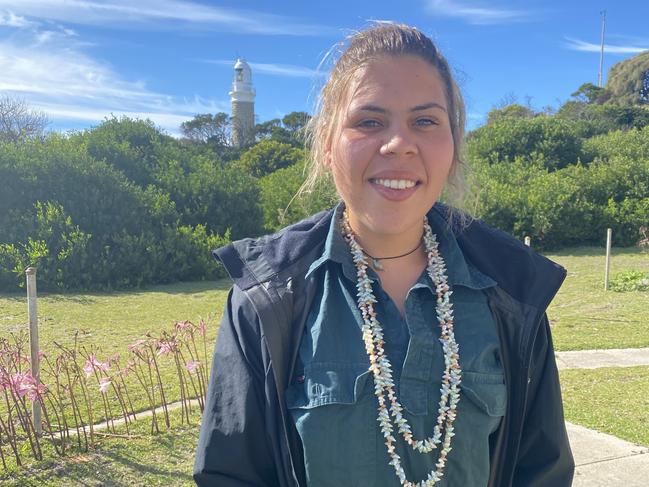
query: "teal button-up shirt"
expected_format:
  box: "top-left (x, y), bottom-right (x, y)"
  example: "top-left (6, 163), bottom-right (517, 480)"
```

top-left (286, 205), bottom-right (506, 487)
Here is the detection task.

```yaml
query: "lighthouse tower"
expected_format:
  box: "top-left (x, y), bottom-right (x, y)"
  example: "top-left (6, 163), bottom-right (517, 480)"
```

top-left (229, 58), bottom-right (255, 148)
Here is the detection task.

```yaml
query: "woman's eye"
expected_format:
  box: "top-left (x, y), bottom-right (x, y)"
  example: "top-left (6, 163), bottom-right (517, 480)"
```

top-left (415, 118), bottom-right (437, 126)
top-left (357, 119), bottom-right (382, 128)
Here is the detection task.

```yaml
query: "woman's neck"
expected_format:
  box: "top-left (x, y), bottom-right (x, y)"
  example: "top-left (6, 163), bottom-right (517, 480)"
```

top-left (346, 214), bottom-right (425, 261)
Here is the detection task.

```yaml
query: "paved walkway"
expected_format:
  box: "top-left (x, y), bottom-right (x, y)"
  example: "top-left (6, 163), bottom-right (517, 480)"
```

top-left (556, 347), bottom-right (649, 370)
top-left (557, 347), bottom-right (649, 486)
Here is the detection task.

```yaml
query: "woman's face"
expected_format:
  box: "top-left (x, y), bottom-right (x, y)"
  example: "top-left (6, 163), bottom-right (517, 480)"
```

top-left (327, 55), bottom-right (455, 244)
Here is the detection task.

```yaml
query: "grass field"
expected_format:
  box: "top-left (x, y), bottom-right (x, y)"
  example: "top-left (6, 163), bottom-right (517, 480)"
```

top-left (0, 407), bottom-right (200, 486)
top-left (1, 246), bottom-right (647, 483)
top-left (545, 247), bottom-right (649, 351)
top-left (560, 366), bottom-right (649, 447)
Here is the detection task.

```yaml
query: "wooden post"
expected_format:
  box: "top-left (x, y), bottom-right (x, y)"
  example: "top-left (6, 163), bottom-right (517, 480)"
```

top-left (25, 267), bottom-right (42, 436)
top-left (524, 236), bottom-right (531, 247)
top-left (604, 228), bottom-right (612, 291)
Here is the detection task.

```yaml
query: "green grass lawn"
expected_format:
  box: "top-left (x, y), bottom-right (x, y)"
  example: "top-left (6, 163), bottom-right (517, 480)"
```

top-left (0, 280), bottom-right (229, 355)
top-left (0, 407), bottom-right (200, 486)
top-left (1, 246), bottom-right (647, 483)
top-left (0, 280), bottom-right (230, 426)
top-left (545, 247), bottom-right (649, 351)
top-left (560, 366), bottom-right (649, 447)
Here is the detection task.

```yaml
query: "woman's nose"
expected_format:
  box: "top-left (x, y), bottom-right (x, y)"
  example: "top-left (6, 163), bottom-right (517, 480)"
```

top-left (379, 128), bottom-right (417, 156)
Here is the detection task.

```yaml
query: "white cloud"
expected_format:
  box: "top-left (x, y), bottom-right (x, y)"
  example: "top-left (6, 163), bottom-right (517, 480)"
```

top-left (202, 59), bottom-right (320, 78)
top-left (0, 9), bottom-right (36, 27)
top-left (425, 0), bottom-right (530, 25)
top-left (0, 0), bottom-right (332, 36)
top-left (564, 37), bottom-right (649, 54)
top-left (0, 31), bottom-right (228, 135)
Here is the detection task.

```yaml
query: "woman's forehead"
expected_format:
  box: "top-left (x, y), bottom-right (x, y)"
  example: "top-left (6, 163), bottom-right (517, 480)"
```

top-left (343, 56), bottom-right (447, 110)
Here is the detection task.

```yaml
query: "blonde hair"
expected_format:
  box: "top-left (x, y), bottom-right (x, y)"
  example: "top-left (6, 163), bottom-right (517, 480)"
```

top-left (301, 23), bottom-right (468, 207)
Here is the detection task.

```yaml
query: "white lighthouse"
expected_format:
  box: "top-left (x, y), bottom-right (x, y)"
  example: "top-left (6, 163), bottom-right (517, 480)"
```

top-left (229, 58), bottom-right (255, 148)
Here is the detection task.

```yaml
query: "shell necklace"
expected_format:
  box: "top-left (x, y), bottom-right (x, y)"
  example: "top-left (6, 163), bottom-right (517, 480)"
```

top-left (341, 209), bottom-right (461, 487)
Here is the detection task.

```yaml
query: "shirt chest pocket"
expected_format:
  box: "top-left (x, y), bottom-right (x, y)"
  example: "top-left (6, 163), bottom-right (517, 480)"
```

top-left (286, 362), bottom-right (378, 484)
top-left (400, 358), bottom-right (506, 423)
top-left (455, 370), bottom-right (507, 444)
top-left (286, 362), bottom-right (372, 408)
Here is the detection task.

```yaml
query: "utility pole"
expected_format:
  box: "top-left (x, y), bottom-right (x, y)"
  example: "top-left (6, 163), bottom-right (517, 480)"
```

top-left (598, 10), bottom-right (606, 87)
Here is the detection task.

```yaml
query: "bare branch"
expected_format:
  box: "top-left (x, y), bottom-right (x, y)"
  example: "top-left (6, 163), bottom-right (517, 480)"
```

top-left (0, 96), bottom-right (49, 143)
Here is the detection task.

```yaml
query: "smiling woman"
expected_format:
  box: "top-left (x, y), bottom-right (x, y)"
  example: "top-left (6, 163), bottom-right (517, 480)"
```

top-left (194, 23), bottom-right (574, 487)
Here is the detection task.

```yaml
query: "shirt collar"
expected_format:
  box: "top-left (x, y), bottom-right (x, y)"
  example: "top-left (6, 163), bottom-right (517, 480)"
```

top-left (306, 202), bottom-right (496, 291)
top-left (427, 209), bottom-right (496, 290)
top-left (306, 202), bottom-right (359, 283)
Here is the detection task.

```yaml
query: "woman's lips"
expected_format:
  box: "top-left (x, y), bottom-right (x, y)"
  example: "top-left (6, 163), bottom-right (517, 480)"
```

top-left (369, 178), bottom-right (420, 201)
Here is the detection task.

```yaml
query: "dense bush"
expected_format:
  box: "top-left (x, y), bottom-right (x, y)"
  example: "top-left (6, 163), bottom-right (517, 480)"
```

top-left (259, 161), bottom-right (338, 232)
top-left (466, 116), bottom-right (587, 169)
top-left (469, 155), bottom-right (649, 249)
top-left (556, 103), bottom-right (649, 137)
top-left (583, 126), bottom-right (649, 161)
top-left (79, 116), bottom-right (175, 187)
top-left (153, 154), bottom-right (263, 239)
top-left (234, 140), bottom-right (305, 178)
top-left (0, 136), bottom-right (228, 291)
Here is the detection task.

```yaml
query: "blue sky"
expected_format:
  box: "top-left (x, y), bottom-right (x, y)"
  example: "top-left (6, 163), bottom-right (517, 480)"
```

top-left (1, 0), bottom-right (648, 136)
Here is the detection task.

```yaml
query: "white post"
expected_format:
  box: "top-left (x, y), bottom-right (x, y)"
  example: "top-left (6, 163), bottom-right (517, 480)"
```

top-left (524, 236), bottom-right (531, 247)
top-left (26, 267), bottom-right (42, 436)
top-left (604, 228), bottom-right (612, 291)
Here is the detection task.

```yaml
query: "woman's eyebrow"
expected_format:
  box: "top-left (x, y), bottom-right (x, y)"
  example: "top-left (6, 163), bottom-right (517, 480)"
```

top-left (411, 102), bottom-right (447, 113)
top-left (354, 102), bottom-right (447, 113)
top-left (356, 104), bottom-right (387, 113)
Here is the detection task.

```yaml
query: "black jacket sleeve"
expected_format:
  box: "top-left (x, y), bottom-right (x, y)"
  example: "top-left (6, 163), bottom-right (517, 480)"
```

top-left (512, 314), bottom-right (575, 486)
top-left (193, 287), bottom-right (279, 487)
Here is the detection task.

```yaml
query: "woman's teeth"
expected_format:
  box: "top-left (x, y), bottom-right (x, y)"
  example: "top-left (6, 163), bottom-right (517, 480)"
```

top-left (373, 178), bottom-right (416, 190)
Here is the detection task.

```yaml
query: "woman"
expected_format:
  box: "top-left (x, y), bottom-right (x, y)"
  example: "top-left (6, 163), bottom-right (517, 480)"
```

top-left (194, 23), bottom-right (574, 487)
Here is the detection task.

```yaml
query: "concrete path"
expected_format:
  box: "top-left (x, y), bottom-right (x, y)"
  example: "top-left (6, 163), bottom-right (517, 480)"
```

top-left (557, 347), bottom-right (649, 485)
top-left (568, 422), bottom-right (649, 486)
top-left (556, 347), bottom-right (649, 370)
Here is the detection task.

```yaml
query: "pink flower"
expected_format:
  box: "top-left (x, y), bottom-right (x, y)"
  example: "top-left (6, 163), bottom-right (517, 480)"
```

top-left (128, 339), bottom-right (147, 353)
top-left (11, 372), bottom-right (47, 401)
top-left (83, 361), bottom-right (94, 378)
top-left (99, 378), bottom-right (111, 394)
top-left (37, 350), bottom-right (46, 360)
top-left (186, 361), bottom-right (200, 374)
top-left (84, 354), bottom-right (109, 377)
top-left (197, 319), bottom-right (207, 338)
top-left (175, 320), bottom-right (192, 331)
top-left (156, 339), bottom-right (176, 356)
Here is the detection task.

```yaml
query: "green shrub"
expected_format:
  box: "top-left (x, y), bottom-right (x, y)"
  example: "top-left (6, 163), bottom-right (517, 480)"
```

top-left (467, 116), bottom-right (587, 169)
top-left (468, 156), bottom-right (649, 249)
top-left (259, 161), bottom-right (338, 232)
top-left (0, 137), bottom-right (229, 291)
top-left (609, 271), bottom-right (649, 292)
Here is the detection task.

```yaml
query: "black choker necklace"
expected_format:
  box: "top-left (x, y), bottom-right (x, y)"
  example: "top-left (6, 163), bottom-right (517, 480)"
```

top-left (361, 241), bottom-right (423, 271)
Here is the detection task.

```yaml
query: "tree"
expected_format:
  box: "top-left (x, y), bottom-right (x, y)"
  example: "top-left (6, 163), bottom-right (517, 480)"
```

top-left (605, 50), bottom-right (649, 105)
top-left (467, 116), bottom-right (586, 170)
top-left (282, 111), bottom-right (311, 133)
top-left (486, 104), bottom-right (535, 125)
top-left (236, 140), bottom-right (305, 178)
top-left (0, 96), bottom-right (48, 143)
top-left (570, 83), bottom-right (610, 104)
top-left (80, 116), bottom-right (174, 187)
top-left (180, 113), bottom-right (230, 145)
top-left (254, 111), bottom-right (311, 146)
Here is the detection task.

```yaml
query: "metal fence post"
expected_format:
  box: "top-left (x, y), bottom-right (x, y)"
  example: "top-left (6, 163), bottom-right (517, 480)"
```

top-left (26, 267), bottom-right (42, 436)
top-left (604, 228), bottom-right (612, 291)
